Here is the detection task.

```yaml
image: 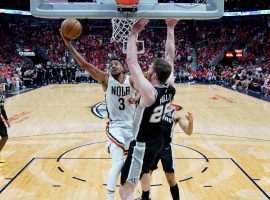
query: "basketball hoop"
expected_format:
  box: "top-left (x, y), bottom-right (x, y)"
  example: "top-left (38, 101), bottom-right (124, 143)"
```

top-left (111, 18), bottom-right (139, 43)
top-left (111, 0), bottom-right (140, 43)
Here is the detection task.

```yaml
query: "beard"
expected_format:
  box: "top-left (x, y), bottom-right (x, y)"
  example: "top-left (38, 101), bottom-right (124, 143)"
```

top-left (112, 72), bottom-right (121, 80)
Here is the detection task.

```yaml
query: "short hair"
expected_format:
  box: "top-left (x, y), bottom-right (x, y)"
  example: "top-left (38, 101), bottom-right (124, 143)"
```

top-left (109, 58), bottom-right (123, 68)
top-left (152, 58), bottom-right (172, 84)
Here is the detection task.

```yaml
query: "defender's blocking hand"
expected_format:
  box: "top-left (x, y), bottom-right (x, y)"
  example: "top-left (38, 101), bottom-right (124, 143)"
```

top-left (131, 19), bottom-right (150, 35)
top-left (165, 19), bottom-right (180, 28)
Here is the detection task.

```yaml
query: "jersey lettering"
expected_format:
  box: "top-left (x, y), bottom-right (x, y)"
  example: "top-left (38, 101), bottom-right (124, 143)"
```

top-left (160, 94), bottom-right (173, 104)
top-left (111, 86), bottom-right (131, 97)
top-left (163, 116), bottom-right (173, 123)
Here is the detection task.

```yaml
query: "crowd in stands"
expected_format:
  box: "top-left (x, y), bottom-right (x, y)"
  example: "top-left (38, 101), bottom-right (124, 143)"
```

top-left (0, 0), bottom-right (29, 11)
top-left (216, 64), bottom-right (270, 96)
top-left (196, 23), bottom-right (232, 66)
top-left (0, 15), bottom-right (269, 99)
top-left (0, 23), bottom-right (27, 92)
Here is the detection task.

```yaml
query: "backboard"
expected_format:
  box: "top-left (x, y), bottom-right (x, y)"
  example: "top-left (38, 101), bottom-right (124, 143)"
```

top-left (30, 0), bottom-right (224, 20)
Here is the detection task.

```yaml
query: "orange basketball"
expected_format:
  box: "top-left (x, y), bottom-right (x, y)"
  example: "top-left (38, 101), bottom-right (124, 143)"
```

top-left (115, 0), bottom-right (139, 6)
top-left (60, 18), bottom-right (82, 40)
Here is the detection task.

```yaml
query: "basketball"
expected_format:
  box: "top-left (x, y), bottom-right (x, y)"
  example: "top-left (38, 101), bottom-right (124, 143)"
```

top-left (115, 0), bottom-right (139, 6)
top-left (60, 18), bottom-right (82, 40)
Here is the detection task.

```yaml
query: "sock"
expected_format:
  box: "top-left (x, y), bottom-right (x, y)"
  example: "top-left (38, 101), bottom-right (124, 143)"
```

top-left (142, 190), bottom-right (150, 200)
top-left (170, 184), bottom-right (180, 200)
top-left (107, 190), bottom-right (115, 200)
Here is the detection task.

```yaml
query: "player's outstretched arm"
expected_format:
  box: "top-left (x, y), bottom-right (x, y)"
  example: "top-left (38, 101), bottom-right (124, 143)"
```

top-left (174, 112), bottom-right (193, 135)
top-left (126, 19), bottom-right (156, 107)
top-left (165, 19), bottom-right (179, 86)
top-left (59, 30), bottom-right (108, 84)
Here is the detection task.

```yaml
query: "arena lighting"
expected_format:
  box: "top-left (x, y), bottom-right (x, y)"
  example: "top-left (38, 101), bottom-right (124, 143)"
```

top-left (226, 49), bottom-right (243, 58)
top-left (226, 52), bottom-right (234, 58)
top-left (235, 49), bottom-right (243, 57)
top-left (0, 8), bottom-right (270, 17)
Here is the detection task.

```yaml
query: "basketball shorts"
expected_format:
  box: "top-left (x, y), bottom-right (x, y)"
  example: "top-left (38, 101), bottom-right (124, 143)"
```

top-left (105, 124), bottom-right (133, 154)
top-left (0, 123), bottom-right (7, 137)
top-left (151, 144), bottom-right (175, 173)
top-left (120, 137), bottom-right (164, 186)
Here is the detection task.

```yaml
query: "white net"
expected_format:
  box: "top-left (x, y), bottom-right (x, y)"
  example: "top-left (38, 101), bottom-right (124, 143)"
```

top-left (111, 18), bottom-right (139, 43)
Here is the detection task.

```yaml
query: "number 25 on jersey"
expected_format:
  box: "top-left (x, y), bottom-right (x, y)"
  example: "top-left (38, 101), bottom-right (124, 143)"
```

top-left (149, 103), bottom-right (170, 123)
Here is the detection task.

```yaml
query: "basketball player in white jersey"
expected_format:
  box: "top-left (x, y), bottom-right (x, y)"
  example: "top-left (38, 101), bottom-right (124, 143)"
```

top-left (119, 18), bottom-right (179, 200)
top-left (60, 31), bottom-right (136, 200)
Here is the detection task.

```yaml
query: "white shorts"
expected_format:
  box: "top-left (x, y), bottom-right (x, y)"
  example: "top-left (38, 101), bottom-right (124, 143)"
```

top-left (105, 124), bottom-right (133, 154)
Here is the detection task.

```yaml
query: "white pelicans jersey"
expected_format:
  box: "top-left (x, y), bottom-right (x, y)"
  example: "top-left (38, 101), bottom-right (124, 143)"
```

top-left (105, 74), bottom-right (136, 129)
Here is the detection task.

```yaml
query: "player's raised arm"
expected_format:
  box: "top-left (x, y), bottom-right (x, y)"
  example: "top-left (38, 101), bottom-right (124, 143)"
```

top-left (126, 19), bottom-right (156, 107)
top-left (59, 30), bottom-right (108, 84)
top-left (165, 19), bottom-right (179, 86)
top-left (174, 111), bottom-right (193, 135)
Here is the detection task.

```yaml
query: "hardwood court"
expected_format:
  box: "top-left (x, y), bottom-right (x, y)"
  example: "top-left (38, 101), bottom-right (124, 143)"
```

top-left (0, 84), bottom-right (269, 200)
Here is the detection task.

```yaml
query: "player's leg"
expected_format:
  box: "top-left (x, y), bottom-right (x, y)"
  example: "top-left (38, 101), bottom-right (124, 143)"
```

top-left (106, 126), bottom-right (126, 200)
top-left (140, 173), bottom-right (151, 200)
top-left (162, 144), bottom-right (179, 200)
top-left (0, 126), bottom-right (8, 163)
top-left (120, 140), bottom-right (137, 200)
top-left (0, 136), bottom-right (8, 151)
top-left (140, 138), bottom-right (163, 200)
top-left (140, 154), bottom-right (160, 200)
top-left (106, 142), bottom-right (125, 200)
top-left (165, 173), bottom-right (179, 200)
top-left (119, 181), bottom-right (135, 200)
top-left (120, 140), bottom-right (147, 200)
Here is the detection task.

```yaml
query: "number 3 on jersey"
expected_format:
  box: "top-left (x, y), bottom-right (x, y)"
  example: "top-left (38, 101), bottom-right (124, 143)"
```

top-left (149, 103), bottom-right (170, 123)
top-left (118, 98), bottom-right (125, 110)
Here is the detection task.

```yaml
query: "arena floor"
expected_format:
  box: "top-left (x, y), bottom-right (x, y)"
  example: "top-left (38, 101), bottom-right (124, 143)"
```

top-left (0, 84), bottom-right (269, 199)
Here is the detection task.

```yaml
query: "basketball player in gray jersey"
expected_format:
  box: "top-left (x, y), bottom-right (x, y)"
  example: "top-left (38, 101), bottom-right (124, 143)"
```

top-left (60, 31), bottom-right (136, 200)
